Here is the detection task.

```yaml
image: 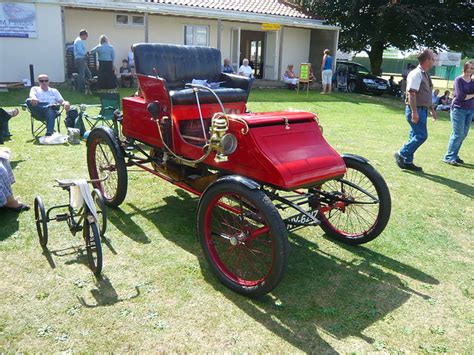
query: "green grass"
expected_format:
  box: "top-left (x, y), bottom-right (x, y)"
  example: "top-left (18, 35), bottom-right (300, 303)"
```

top-left (1, 86), bottom-right (472, 352)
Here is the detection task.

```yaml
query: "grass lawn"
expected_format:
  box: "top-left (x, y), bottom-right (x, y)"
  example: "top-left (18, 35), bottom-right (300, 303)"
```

top-left (0, 86), bottom-right (472, 352)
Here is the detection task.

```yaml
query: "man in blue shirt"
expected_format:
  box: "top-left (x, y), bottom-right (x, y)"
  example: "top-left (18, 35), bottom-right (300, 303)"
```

top-left (74, 29), bottom-right (91, 93)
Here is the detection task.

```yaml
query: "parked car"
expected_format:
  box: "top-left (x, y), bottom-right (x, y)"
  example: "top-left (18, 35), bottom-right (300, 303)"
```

top-left (334, 61), bottom-right (388, 95)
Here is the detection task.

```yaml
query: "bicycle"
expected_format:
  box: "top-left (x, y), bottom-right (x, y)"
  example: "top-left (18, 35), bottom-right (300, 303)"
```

top-left (34, 176), bottom-right (107, 275)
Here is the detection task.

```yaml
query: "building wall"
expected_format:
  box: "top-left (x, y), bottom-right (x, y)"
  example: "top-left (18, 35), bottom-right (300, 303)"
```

top-left (280, 27), bottom-right (311, 78)
top-left (1, 5), bottom-right (326, 82)
top-left (0, 3), bottom-right (64, 83)
top-left (309, 28), bottom-right (338, 80)
top-left (65, 8), bottom-right (145, 69)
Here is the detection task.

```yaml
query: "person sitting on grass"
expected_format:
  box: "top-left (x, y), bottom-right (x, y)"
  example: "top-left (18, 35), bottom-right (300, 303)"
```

top-left (0, 148), bottom-right (29, 212)
top-left (25, 74), bottom-right (70, 136)
top-left (119, 59), bottom-right (133, 88)
top-left (436, 90), bottom-right (452, 111)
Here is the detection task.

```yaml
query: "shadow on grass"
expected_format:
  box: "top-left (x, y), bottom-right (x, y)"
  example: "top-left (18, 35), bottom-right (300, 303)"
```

top-left (120, 189), bottom-right (437, 352)
top-left (405, 170), bottom-right (474, 198)
top-left (78, 275), bottom-right (140, 308)
top-left (107, 208), bottom-right (151, 244)
top-left (0, 210), bottom-right (19, 240)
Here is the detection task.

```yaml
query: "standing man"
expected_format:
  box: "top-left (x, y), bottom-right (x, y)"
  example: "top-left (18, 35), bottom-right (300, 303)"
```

top-left (394, 49), bottom-right (437, 172)
top-left (74, 29), bottom-right (91, 93)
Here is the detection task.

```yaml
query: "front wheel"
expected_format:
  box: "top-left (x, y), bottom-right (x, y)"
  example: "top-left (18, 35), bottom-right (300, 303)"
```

top-left (317, 157), bottom-right (391, 245)
top-left (84, 215), bottom-right (103, 275)
top-left (34, 196), bottom-right (48, 247)
top-left (87, 127), bottom-right (128, 207)
top-left (197, 181), bottom-right (288, 297)
top-left (348, 81), bottom-right (356, 93)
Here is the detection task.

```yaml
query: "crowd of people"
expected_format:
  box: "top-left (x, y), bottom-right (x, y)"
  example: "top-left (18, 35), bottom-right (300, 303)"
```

top-left (73, 29), bottom-right (136, 93)
top-left (395, 50), bottom-right (473, 170)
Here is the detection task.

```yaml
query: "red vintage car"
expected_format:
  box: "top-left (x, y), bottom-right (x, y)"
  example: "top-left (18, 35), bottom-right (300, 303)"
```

top-left (86, 44), bottom-right (391, 297)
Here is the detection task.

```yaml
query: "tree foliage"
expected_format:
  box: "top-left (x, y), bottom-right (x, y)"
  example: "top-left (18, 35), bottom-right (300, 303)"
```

top-left (291, 0), bottom-right (474, 74)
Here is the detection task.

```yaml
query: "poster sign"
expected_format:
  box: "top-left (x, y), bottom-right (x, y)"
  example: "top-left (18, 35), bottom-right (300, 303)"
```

top-left (299, 63), bottom-right (310, 81)
top-left (0, 3), bottom-right (37, 38)
top-left (435, 52), bottom-right (462, 67)
top-left (261, 23), bottom-right (281, 31)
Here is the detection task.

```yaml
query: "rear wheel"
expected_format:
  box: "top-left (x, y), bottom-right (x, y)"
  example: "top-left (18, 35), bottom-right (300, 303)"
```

top-left (92, 188), bottom-right (107, 237)
top-left (83, 215), bottom-right (102, 275)
top-left (317, 157), bottom-right (391, 245)
top-left (197, 181), bottom-right (288, 297)
top-left (34, 196), bottom-right (48, 247)
top-left (87, 128), bottom-right (127, 207)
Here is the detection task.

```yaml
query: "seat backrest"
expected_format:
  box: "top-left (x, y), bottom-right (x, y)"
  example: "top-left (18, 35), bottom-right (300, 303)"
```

top-left (133, 43), bottom-right (221, 89)
top-left (99, 93), bottom-right (120, 119)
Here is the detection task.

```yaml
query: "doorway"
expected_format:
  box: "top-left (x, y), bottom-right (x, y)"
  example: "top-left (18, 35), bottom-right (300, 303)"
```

top-left (240, 30), bottom-right (265, 79)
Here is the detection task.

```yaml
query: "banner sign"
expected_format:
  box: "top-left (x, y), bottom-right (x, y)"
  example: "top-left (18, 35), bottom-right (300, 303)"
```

top-left (299, 63), bottom-right (310, 81)
top-left (435, 52), bottom-right (462, 67)
top-left (0, 3), bottom-right (37, 38)
top-left (261, 23), bottom-right (281, 31)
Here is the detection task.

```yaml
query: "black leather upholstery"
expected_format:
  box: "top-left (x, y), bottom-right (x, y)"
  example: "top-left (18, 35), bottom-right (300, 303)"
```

top-left (170, 88), bottom-right (248, 105)
top-left (134, 43), bottom-right (250, 105)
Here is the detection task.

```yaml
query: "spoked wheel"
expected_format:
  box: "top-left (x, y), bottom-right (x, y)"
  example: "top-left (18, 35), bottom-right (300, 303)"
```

top-left (317, 156), bottom-right (391, 245)
top-left (92, 188), bottom-right (107, 237)
top-left (83, 214), bottom-right (103, 275)
top-left (87, 127), bottom-right (127, 207)
top-left (197, 181), bottom-right (288, 297)
top-left (34, 196), bottom-right (48, 247)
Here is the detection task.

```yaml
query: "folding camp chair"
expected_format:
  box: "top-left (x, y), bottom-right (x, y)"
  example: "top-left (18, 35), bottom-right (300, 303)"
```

top-left (83, 93), bottom-right (120, 132)
top-left (21, 103), bottom-right (63, 138)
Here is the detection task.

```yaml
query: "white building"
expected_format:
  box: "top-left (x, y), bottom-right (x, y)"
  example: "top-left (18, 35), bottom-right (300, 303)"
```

top-left (0, 0), bottom-right (339, 83)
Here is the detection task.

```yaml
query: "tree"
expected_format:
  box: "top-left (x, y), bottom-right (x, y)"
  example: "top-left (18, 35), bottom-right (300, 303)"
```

top-left (291, 0), bottom-right (474, 75)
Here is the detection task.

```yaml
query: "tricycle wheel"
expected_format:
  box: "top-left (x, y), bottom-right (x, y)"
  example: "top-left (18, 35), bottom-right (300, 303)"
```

top-left (34, 196), bottom-right (48, 247)
top-left (197, 182), bottom-right (288, 297)
top-left (92, 188), bottom-right (107, 237)
top-left (317, 156), bottom-right (391, 245)
top-left (83, 215), bottom-right (103, 276)
top-left (87, 128), bottom-right (127, 207)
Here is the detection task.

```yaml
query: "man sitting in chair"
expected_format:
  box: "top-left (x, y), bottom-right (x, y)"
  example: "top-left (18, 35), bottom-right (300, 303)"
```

top-left (26, 74), bottom-right (70, 136)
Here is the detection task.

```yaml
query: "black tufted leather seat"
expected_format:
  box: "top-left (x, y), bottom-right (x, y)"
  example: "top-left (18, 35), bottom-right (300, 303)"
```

top-left (134, 43), bottom-right (250, 105)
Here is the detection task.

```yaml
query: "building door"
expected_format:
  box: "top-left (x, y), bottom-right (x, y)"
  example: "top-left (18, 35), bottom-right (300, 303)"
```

top-left (230, 27), bottom-right (241, 73)
top-left (250, 39), bottom-right (263, 78)
top-left (240, 30), bottom-right (265, 79)
top-left (264, 31), bottom-right (279, 80)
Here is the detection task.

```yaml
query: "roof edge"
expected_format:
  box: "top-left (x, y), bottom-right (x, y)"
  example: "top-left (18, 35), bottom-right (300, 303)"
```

top-left (49, 0), bottom-right (339, 30)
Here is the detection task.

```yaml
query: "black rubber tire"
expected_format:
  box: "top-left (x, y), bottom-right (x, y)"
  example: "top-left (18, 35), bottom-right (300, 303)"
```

top-left (87, 127), bottom-right (127, 207)
top-left (197, 181), bottom-right (289, 297)
top-left (348, 81), bottom-right (356, 93)
top-left (317, 157), bottom-right (391, 245)
top-left (34, 196), bottom-right (48, 247)
top-left (84, 215), bottom-right (103, 276)
top-left (92, 188), bottom-right (107, 237)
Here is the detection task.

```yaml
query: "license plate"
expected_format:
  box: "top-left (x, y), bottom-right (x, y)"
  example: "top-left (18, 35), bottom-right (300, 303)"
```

top-left (378, 85), bottom-right (387, 90)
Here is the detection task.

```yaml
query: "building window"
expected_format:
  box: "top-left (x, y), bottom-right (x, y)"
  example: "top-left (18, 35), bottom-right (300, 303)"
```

top-left (116, 14), bottom-right (144, 27)
top-left (184, 25), bottom-right (209, 46)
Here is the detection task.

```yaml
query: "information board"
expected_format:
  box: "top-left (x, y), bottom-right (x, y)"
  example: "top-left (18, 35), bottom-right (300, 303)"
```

top-left (0, 3), bottom-right (37, 38)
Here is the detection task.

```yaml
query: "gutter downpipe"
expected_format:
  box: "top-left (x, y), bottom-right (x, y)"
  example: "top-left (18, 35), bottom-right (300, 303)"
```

top-left (217, 18), bottom-right (222, 51)
top-left (144, 12), bottom-right (149, 43)
top-left (278, 27), bottom-right (284, 81)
